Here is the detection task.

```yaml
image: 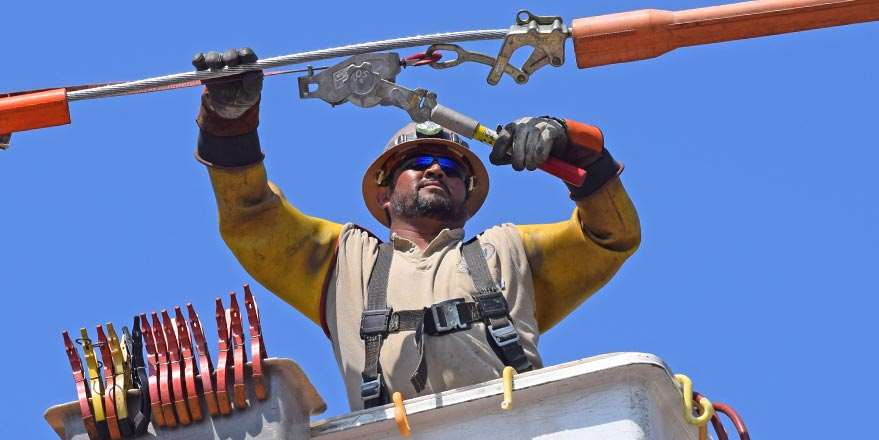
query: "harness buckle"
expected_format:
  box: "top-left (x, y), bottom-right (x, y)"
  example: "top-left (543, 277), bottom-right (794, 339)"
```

top-left (429, 298), bottom-right (469, 334)
top-left (475, 291), bottom-right (508, 319)
top-left (488, 321), bottom-right (520, 347)
top-left (360, 308), bottom-right (393, 338)
top-left (360, 376), bottom-right (383, 401)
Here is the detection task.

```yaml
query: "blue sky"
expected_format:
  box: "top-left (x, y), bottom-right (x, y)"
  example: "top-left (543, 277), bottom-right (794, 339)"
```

top-left (2, 1), bottom-right (877, 438)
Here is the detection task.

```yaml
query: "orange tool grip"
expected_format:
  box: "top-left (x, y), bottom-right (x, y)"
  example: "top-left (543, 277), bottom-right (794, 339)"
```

top-left (572, 0), bottom-right (879, 69)
top-left (0, 88), bottom-right (70, 134)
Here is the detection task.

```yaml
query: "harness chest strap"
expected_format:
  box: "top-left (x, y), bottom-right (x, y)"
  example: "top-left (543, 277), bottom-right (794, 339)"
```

top-left (359, 238), bottom-right (532, 409)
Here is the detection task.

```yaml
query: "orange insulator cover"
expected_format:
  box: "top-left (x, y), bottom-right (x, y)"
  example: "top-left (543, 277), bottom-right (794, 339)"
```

top-left (572, 0), bottom-right (879, 69)
top-left (0, 88), bottom-right (70, 134)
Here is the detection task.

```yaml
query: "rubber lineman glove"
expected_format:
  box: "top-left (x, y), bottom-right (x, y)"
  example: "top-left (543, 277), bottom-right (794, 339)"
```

top-left (192, 48), bottom-right (263, 120)
top-left (491, 117), bottom-right (568, 171)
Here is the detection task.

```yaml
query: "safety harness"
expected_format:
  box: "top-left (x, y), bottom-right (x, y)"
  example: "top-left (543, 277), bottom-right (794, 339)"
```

top-left (359, 238), bottom-right (533, 409)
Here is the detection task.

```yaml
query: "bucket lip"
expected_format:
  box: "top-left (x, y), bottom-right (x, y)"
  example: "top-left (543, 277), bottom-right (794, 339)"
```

top-left (310, 352), bottom-right (674, 435)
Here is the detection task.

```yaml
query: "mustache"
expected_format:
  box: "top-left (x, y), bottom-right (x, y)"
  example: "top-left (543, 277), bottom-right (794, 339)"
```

top-left (418, 178), bottom-right (449, 193)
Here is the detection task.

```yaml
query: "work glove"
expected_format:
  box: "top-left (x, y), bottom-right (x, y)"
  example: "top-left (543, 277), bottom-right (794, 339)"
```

top-left (193, 48), bottom-right (265, 167)
top-left (490, 117), bottom-right (569, 171)
top-left (492, 116), bottom-right (619, 199)
top-left (193, 48), bottom-right (263, 120)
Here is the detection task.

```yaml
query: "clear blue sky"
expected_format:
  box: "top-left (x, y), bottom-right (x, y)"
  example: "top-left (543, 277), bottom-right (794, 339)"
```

top-left (2, 1), bottom-right (876, 438)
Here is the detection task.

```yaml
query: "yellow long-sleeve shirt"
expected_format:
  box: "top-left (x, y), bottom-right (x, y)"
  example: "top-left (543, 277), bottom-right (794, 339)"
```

top-left (207, 163), bottom-right (640, 334)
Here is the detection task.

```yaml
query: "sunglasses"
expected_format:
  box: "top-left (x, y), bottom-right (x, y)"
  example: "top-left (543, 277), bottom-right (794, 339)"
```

top-left (396, 155), bottom-right (467, 179)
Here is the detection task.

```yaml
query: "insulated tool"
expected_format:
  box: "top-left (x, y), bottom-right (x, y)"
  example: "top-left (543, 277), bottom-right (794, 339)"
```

top-left (175, 306), bottom-right (203, 421)
top-left (79, 328), bottom-right (106, 424)
top-left (125, 319), bottom-right (151, 434)
top-left (244, 284), bottom-right (269, 400)
top-left (96, 325), bottom-right (123, 439)
top-left (3, 1), bottom-right (877, 147)
top-left (161, 309), bottom-right (191, 425)
top-left (151, 312), bottom-right (177, 427)
top-left (215, 297), bottom-right (233, 415)
top-left (138, 314), bottom-right (165, 427)
top-left (229, 293), bottom-right (249, 410)
top-left (188, 303), bottom-right (219, 416)
top-left (299, 53), bottom-right (588, 186)
top-left (62, 331), bottom-right (100, 440)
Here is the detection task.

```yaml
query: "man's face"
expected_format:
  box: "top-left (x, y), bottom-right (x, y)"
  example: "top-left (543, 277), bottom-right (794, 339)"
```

top-left (385, 152), bottom-right (469, 223)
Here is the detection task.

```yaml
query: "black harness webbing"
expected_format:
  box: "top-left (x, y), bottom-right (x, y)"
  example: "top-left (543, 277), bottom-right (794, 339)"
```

top-left (359, 238), bottom-right (532, 409)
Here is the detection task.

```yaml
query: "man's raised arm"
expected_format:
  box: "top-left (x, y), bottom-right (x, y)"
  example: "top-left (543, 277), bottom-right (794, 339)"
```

top-left (194, 49), bottom-right (342, 325)
top-left (492, 118), bottom-right (641, 332)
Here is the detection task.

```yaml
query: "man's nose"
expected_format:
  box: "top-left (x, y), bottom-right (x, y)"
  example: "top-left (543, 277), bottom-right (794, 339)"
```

top-left (423, 161), bottom-right (445, 179)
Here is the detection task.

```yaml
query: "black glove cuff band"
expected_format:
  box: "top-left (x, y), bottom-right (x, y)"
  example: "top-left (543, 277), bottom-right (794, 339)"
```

top-left (566, 148), bottom-right (620, 200)
top-left (196, 130), bottom-right (264, 168)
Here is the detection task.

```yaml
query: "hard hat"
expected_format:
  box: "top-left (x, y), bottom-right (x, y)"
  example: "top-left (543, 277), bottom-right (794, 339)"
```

top-left (362, 121), bottom-right (489, 227)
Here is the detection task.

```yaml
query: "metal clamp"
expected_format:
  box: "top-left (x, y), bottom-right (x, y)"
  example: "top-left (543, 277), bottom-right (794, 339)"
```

top-left (298, 54), bottom-right (486, 139)
top-left (425, 44), bottom-right (528, 84)
top-left (107, 324), bottom-right (135, 438)
top-left (96, 325), bottom-right (123, 439)
top-left (488, 10), bottom-right (568, 85)
top-left (138, 314), bottom-right (166, 427)
top-left (175, 306), bottom-right (203, 421)
top-left (298, 53), bottom-right (401, 106)
top-left (79, 328), bottom-right (106, 424)
top-left (429, 298), bottom-right (470, 334)
top-left (151, 312), bottom-right (177, 427)
top-left (215, 297), bottom-right (233, 415)
top-left (244, 284), bottom-right (269, 401)
top-left (188, 303), bottom-right (219, 416)
top-left (229, 293), bottom-right (249, 410)
top-left (161, 309), bottom-right (191, 425)
top-left (63, 331), bottom-right (100, 440)
top-left (124, 320), bottom-right (151, 435)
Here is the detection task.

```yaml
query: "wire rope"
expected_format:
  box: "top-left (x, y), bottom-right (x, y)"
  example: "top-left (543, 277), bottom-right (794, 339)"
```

top-left (67, 29), bottom-right (507, 102)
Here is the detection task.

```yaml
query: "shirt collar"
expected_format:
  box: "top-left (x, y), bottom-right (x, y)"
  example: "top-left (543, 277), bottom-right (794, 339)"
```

top-left (390, 228), bottom-right (465, 255)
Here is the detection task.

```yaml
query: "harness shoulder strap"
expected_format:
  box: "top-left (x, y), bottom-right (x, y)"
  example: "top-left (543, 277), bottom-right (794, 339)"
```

top-left (359, 242), bottom-right (394, 408)
top-left (461, 238), bottom-right (533, 373)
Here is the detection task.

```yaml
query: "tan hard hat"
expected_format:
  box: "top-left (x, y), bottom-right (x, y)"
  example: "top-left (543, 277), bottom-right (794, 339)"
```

top-left (362, 122), bottom-right (489, 227)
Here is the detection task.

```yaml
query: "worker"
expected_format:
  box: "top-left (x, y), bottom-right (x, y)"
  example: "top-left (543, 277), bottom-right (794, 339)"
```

top-left (193, 48), bottom-right (641, 410)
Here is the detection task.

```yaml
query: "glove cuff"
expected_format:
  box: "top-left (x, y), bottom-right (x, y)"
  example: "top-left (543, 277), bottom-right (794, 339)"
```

top-left (196, 130), bottom-right (264, 168)
top-left (196, 91), bottom-right (260, 136)
top-left (553, 117), bottom-right (619, 200)
top-left (566, 148), bottom-right (623, 200)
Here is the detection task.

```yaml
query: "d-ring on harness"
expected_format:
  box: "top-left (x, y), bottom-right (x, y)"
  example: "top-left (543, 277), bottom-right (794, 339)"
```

top-left (358, 238), bottom-right (532, 409)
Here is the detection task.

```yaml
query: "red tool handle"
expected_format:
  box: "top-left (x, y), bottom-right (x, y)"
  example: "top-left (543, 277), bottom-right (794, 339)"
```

top-left (539, 156), bottom-right (587, 187)
top-left (471, 123), bottom-right (587, 187)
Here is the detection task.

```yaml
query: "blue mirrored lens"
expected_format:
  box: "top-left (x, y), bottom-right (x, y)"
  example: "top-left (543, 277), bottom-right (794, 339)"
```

top-left (400, 155), bottom-right (465, 178)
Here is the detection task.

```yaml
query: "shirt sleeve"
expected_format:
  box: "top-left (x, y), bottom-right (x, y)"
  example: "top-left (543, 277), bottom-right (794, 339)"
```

top-left (206, 163), bottom-right (343, 325)
top-left (515, 177), bottom-right (641, 332)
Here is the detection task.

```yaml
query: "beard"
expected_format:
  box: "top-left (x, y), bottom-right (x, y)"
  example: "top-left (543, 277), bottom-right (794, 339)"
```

top-left (390, 183), bottom-right (465, 222)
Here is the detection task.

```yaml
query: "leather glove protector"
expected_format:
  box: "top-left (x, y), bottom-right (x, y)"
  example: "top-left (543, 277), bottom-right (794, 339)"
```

top-left (193, 48), bottom-right (265, 167)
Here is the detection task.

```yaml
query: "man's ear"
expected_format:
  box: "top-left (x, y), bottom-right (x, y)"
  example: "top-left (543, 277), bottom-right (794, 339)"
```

top-left (376, 186), bottom-right (391, 211)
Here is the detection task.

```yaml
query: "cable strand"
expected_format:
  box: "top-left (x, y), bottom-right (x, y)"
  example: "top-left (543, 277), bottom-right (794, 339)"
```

top-left (67, 29), bottom-right (507, 102)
